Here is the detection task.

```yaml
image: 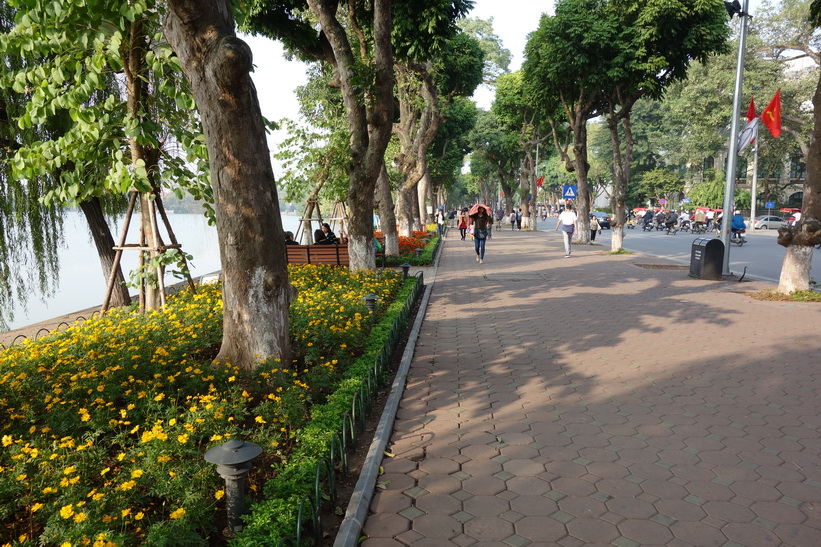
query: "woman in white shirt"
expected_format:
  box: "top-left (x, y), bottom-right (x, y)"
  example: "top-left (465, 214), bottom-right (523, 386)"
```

top-left (555, 205), bottom-right (578, 258)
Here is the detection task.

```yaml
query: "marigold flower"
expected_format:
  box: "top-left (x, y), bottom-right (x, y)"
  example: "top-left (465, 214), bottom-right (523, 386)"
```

top-left (214, 490), bottom-right (224, 500)
top-left (169, 507), bottom-right (185, 519)
top-left (73, 512), bottom-right (87, 523)
top-left (60, 504), bottom-right (74, 519)
top-left (31, 503), bottom-right (43, 512)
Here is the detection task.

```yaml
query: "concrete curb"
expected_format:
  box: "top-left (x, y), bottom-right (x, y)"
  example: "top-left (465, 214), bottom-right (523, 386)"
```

top-left (333, 241), bottom-right (443, 547)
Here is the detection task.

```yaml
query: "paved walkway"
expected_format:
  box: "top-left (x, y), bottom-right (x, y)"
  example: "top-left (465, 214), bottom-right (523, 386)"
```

top-left (361, 226), bottom-right (821, 546)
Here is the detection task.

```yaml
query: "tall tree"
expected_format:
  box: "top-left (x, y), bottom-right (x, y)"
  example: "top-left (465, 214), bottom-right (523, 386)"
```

top-left (164, 0), bottom-right (293, 369)
top-left (244, 0), bottom-right (393, 269)
top-left (600, 0), bottom-right (729, 251)
top-left (394, 28), bottom-right (483, 235)
top-left (769, 0), bottom-right (821, 291)
top-left (468, 109), bottom-right (523, 214)
top-left (523, 0), bottom-right (612, 243)
top-left (492, 70), bottom-right (546, 228)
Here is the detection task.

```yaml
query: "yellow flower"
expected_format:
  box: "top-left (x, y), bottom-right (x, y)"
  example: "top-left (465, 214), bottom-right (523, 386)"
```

top-left (131, 469), bottom-right (143, 478)
top-left (60, 504), bottom-right (75, 519)
top-left (177, 434), bottom-right (189, 444)
top-left (100, 467), bottom-right (110, 476)
top-left (154, 393), bottom-right (165, 401)
top-left (60, 543), bottom-right (72, 547)
top-left (31, 503), bottom-right (43, 512)
top-left (157, 454), bottom-right (171, 463)
top-left (121, 508), bottom-right (131, 517)
top-left (135, 511), bottom-right (144, 520)
top-left (73, 512), bottom-right (87, 523)
top-left (118, 480), bottom-right (136, 491)
top-left (214, 490), bottom-right (224, 500)
top-left (16, 474), bottom-right (27, 481)
top-left (169, 507), bottom-right (185, 519)
top-left (2, 435), bottom-right (12, 447)
top-left (255, 416), bottom-right (267, 424)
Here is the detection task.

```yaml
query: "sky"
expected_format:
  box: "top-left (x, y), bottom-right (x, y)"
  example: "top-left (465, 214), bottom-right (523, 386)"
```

top-left (242, 0), bottom-right (764, 176)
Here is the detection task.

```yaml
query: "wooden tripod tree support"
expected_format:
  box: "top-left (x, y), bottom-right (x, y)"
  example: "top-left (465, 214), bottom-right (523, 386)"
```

top-left (101, 190), bottom-right (196, 313)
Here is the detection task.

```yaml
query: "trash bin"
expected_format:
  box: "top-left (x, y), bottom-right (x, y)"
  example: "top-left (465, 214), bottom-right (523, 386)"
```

top-left (689, 238), bottom-right (724, 280)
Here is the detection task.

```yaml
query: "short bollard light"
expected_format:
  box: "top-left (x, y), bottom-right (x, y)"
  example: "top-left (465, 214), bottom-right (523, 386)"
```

top-left (414, 247), bottom-right (423, 258)
top-left (204, 440), bottom-right (262, 537)
top-left (400, 263), bottom-right (412, 278)
top-left (362, 293), bottom-right (379, 313)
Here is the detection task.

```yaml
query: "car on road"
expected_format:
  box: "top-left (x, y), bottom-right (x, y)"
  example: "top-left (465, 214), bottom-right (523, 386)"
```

top-left (591, 211), bottom-right (612, 229)
top-left (753, 215), bottom-right (786, 230)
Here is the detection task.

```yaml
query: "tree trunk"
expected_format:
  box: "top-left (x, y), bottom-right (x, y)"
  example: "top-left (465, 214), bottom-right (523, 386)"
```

top-left (164, 0), bottom-right (292, 370)
top-left (777, 245), bottom-right (814, 292)
top-left (417, 170), bottom-right (430, 225)
top-left (394, 63), bottom-right (440, 237)
top-left (396, 187), bottom-right (415, 236)
top-left (308, 0), bottom-right (394, 270)
top-left (374, 162), bottom-right (399, 255)
top-left (78, 197), bottom-right (131, 307)
top-left (572, 112), bottom-right (592, 244)
top-left (776, 70), bottom-right (821, 292)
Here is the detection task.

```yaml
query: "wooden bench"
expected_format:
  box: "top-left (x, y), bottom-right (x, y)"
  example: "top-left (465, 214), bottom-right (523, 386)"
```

top-left (285, 237), bottom-right (386, 267)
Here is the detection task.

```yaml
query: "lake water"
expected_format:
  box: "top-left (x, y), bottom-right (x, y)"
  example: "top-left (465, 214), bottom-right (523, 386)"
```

top-left (5, 212), bottom-right (302, 331)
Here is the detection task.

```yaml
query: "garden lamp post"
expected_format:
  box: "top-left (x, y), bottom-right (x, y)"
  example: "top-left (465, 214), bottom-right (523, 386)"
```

top-left (204, 439), bottom-right (262, 537)
top-left (362, 293), bottom-right (379, 313)
top-left (400, 263), bottom-right (412, 278)
top-left (413, 248), bottom-right (423, 258)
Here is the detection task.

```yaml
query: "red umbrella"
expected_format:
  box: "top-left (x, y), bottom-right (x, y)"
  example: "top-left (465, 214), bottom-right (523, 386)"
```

top-left (468, 204), bottom-right (492, 217)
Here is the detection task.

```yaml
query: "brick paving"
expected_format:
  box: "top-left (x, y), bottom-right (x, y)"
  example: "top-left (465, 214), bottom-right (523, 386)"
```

top-left (362, 227), bottom-right (821, 546)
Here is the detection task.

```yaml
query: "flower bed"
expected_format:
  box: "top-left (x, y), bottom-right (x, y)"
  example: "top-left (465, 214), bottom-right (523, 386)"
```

top-left (375, 231), bottom-right (438, 266)
top-left (0, 265), bottom-right (409, 546)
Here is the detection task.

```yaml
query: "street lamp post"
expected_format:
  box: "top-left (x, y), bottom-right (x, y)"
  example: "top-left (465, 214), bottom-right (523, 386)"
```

top-left (721, 0), bottom-right (751, 276)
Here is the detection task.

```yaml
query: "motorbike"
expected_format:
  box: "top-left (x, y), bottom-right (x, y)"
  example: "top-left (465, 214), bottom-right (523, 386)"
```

top-left (692, 222), bottom-right (707, 234)
top-left (642, 220), bottom-right (654, 232)
top-left (730, 229), bottom-right (747, 246)
top-left (679, 220), bottom-right (691, 232)
top-left (665, 222), bottom-right (678, 235)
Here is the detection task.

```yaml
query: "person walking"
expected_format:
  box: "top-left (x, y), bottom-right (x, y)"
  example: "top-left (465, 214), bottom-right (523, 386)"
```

top-left (469, 205), bottom-right (493, 264)
top-left (515, 208), bottom-right (523, 230)
top-left (555, 204), bottom-right (578, 257)
top-left (510, 211), bottom-right (516, 230)
top-left (589, 213), bottom-right (600, 241)
top-left (436, 208), bottom-right (446, 238)
top-left (458, 211), bottom-right (468, 240)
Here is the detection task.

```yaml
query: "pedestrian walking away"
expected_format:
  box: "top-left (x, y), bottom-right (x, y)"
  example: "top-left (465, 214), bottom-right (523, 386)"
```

top-left (469, 204), bottom-right (493, 264)
top-left (515, 208), bottom-right (522, 230)
top-left (555, 204), bottom-right (578, 257)
top-left (510, 211), bottom-right (516, 230)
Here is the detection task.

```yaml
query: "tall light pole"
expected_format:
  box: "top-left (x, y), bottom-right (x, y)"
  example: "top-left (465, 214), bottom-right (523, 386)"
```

top-left (721, 0), bottom-right (751, 275)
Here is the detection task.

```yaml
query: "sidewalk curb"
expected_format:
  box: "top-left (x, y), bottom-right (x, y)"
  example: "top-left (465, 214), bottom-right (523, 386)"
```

top-left (333, 241), bottom-right (443, 547)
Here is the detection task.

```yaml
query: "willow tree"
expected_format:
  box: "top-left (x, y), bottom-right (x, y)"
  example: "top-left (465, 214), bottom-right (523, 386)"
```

top-left (0, 0), bottom-right (210, 312)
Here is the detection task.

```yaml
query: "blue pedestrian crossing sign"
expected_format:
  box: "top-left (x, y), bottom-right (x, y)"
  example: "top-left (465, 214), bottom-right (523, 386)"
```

top-left (765, 201), bottom-right (775, 209)
top-left (563, 185), bottom-right (577, 199)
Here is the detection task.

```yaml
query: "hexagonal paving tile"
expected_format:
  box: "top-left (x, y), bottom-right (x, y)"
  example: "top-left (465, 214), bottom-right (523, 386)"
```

top-left (462, 494), bottom-right (511, 517)
top-left (463, 515), bottom-right (515, 541)
top-left (411, 513), bottom-right (462, 539)
top-left (513, 515), bottom-right (568, 542)
top-left (566, 517), bottom-right (620, 543)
